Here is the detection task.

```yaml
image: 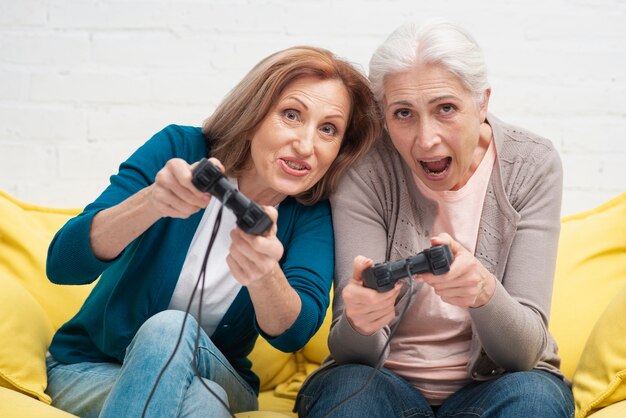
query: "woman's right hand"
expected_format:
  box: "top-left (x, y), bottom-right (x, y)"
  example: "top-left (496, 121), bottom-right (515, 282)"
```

top-left (90, 157), bottom-right (221, 261)
top-left (149, 157), bottom-right (219, 219)
top-left (343, 256), bottom-right (402, 336)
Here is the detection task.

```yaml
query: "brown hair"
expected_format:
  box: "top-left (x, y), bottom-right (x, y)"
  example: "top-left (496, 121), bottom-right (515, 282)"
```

top-left (202, 46), bottom-right (382, 205)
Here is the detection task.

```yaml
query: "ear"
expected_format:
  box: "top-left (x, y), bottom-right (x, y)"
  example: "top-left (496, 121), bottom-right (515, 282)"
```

top-left (480, 88), bottom-right (491, 122)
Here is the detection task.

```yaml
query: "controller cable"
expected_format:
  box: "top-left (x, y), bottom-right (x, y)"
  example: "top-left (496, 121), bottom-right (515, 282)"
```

top-left (321, 265), bottom-right (416, 418)
top-left (142, 205), bottom-right (236, 418)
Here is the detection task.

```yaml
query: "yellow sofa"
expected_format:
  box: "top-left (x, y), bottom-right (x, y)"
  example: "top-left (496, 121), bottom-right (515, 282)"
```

top-left (1, 189), bottom-right (625, 418)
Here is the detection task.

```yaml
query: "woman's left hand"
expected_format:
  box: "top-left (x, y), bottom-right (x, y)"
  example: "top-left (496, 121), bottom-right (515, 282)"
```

top-left (227, 206), bottom-right (284, 287)
top-left (416, 233), bottom-right (496, 308)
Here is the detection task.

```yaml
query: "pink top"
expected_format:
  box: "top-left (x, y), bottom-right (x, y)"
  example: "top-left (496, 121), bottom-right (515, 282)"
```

top-left (385, 139), bottom-right (496, 405)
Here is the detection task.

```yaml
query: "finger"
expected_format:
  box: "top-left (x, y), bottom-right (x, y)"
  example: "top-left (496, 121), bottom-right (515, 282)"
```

top-left (352, 255), bottom-right (373, 284)
top-left (231, 227), bottom-right (283, 260)
top-left (158, 160), bottom-right (209, 208)
top-left (207, 157), bottom-right (225, 173)
top-left (153, 186), bottom-right (202, 218)
top-left (226, 254), bottom-right (252, 286)
top-left (261, 205), bottom-right (279, 237)
top-left (431, 233), bottom-right (464, 256)
top-left (168, 159), bottom-right (211, 204)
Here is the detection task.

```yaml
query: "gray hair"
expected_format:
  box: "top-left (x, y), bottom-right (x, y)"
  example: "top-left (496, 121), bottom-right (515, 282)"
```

top-left (369, 20), bottom-right (490, 107)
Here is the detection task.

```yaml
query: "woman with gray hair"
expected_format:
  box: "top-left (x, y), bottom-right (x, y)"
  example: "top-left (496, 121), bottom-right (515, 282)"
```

top-left (296, 21), bottom-right (573, 417)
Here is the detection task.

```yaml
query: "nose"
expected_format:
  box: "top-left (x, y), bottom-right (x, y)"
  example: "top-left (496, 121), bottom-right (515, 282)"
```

top-left (293, 125), bottom-right (315, 157)
top-left (414, 119), bottom-right (441, 150)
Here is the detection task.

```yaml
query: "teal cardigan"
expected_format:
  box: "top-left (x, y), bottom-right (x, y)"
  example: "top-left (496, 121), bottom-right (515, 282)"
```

top-left (46, 125), bottom-right (334, 394)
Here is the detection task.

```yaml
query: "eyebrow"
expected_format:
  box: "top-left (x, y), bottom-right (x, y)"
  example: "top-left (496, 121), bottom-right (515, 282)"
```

top-left (386, 99), bottom-right (413, 110)
top-left (387, 95), bottom-right (460, 110)
top-left (428, 94), bottom-right (459, 105)
top-left (283, 96), bottom-right (348, 122)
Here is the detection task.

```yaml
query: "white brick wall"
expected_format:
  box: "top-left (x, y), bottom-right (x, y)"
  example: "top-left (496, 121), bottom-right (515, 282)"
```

top-left (1, 0), bottom-right (625, 216)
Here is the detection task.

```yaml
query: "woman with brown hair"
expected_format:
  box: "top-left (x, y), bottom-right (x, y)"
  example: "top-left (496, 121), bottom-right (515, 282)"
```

top-left (44, 46), bottom-right (381, 418)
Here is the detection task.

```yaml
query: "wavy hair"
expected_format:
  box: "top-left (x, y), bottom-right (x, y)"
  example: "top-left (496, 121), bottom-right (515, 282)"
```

top-left (203, 46), bottom-right (382, 205)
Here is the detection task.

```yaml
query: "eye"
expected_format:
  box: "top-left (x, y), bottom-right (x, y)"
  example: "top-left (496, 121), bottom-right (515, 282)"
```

top-left (320, 123), bottom-right (337, 136)
top-left (393, 109), bottom-right (412, 120)
top-left (440, 104), bottom-right (456, 114)
top-left (283, 109), bottom-right (300, 121)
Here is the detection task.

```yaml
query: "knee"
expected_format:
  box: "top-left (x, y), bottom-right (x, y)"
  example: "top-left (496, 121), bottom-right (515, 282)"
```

top-left (299, 365), bottom-right (427, 418)
top-left (497, 371), bottom-right (574, 415)
top-left (309, 365), bottom-right (412, 400)
top-left (132, 310), bottom-right (198, 353)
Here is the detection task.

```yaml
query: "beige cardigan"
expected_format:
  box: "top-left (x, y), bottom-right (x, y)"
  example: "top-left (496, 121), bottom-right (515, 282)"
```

top-left (324, 113), bottom-right (565, 383)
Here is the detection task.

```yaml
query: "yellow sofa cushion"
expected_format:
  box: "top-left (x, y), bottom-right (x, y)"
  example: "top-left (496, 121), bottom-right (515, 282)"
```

top-left (0, 191), bottom-right (94, 403)
top-left (248, 337), bottom-right (298, 393)
top-left (0, 275), bottom-right (53, 403)
top-left (572, 283), bottom-right (626, 418)
top-left (588, 400), bottom-right (626, 418)
top-left (0, 191), bottom-right (94, 330)
top-left (0, 387), bottom-right (77, 418)
top-left (550, 191), bottom-right (626, 380)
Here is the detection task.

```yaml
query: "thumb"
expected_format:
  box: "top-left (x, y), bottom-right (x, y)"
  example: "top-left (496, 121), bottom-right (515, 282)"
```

top-left (207, 157), bottom-right (225, 173)
top-left (352, 255), bottom-right (373, 284)
top-left (431, 232), bottom-right (464, 256)
top-left (261, 205), bottom-right (278, 236)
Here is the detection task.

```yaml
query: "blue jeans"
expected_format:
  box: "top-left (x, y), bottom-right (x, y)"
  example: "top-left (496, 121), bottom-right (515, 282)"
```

top-left (296, 364), bottom-right (574, 417)
top-left (46, 310), bottom-right (258, 418)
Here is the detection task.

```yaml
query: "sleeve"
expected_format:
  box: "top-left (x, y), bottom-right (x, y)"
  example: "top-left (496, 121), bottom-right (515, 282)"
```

top-left (259, 199), bottom-right (335, 352)
top-left (46, 125), bottom-right (191, 284)
top-left (326, 161), bottom-right (393, 366)
top-left (470, 141), bottom-right (563, 371)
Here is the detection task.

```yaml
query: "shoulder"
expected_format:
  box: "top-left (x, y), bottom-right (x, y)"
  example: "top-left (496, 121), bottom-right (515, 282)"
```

top-left (334, 133), bottom-right (409, 206)
top-left (490, 115), bottom-right (561, 171)
top-left (340, 134), bottom-right (405, 187)
top-left (277, 197), bottom-right (331, 225)
top-left (489, 114), bottom-right (562, 205)
top-left (143, 124), bottom-right (208, 162)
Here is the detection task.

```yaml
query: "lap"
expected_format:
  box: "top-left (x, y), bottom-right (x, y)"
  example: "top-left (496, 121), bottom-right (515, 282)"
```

top-left (298, 365), bottom-right (573, 418)
top-left (440, 369), bottom-right (574, 418)
top-left (46, 358), bottom-right (121, 418)
top-left (297, 364), bottom-right (432, 418)
top-left (47, 310), bottom-right (257, 418)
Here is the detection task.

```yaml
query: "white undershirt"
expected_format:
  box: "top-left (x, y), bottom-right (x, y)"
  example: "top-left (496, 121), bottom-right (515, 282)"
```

top-left (168, 187), bottom-right (242, 337)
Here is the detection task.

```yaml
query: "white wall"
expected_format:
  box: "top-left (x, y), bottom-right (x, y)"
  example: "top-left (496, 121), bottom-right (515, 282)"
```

top-left (1, 0), bottom-right (625, 216)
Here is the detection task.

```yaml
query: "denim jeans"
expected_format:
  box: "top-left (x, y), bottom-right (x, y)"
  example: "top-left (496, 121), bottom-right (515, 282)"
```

top-left (296, 364), bottom-right (574, 418)
top-left (46, 310), bottom-right (258, 418)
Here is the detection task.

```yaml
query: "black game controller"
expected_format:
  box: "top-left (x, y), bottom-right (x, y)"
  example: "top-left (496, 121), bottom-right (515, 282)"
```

top-left (362, 245), bottom-right (454, 292)
top-left (191, 158), bottom-right (273, 236)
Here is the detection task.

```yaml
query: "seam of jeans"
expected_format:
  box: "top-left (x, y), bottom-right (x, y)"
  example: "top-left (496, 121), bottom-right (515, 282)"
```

top-left (195, 345), bottom-right (256, 397)
top-left (46, 362), bottom-right (121, 379)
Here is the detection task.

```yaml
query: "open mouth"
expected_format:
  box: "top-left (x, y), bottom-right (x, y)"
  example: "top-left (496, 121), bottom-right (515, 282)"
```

top-left (284, 160), bottom-right (308, 171)
top-left (280, 157), bottom-right (311, 177)
top-left (419, 157), bottom-right (451, 177)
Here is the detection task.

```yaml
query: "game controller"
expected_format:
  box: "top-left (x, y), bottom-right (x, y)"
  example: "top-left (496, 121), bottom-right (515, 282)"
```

top-left (362, 245), bottom-right (454, 292)
top-left (191, 158), bottom-right (273, 235)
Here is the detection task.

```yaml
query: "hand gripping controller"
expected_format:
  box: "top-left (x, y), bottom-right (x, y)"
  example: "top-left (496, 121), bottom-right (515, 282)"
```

top-left (191, 158), bottom-right (273, 235)
top-left (362, 245), bottom-right (454, 292)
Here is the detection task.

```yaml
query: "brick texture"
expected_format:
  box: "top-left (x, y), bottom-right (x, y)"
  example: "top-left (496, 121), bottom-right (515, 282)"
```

top-left (1, 0), bottom-right (625, 215)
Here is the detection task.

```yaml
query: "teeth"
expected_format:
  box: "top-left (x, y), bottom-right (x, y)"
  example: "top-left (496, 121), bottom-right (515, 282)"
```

top-left (285, 160), bottom-right (306, 170)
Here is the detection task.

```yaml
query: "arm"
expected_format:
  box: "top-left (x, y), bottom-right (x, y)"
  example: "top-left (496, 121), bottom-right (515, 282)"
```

top-left (470, 146), bottom-right (563, 370)
top-left (47, 125), bottom-right (208, 284)
top-left (327, 163), bottom-right (399, 366)
top-left (232, 200), bottom-right (336, 352)
top-left (227, 206), bottom-right (301, 337)
top-left (90, 158), bottom-right (210, 260)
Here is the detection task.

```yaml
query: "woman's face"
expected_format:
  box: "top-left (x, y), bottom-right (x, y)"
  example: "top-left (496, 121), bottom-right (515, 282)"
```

top-left (383, 62), bottom-right (490, 191)
top-left (243, 76), bottom-right (351, 205)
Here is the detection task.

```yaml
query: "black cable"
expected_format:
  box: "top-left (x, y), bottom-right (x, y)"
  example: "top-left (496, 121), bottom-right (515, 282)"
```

top-left (142, 206), bottom-right (235, 418)
top-left (321, 264), bottom-right (416, 418)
